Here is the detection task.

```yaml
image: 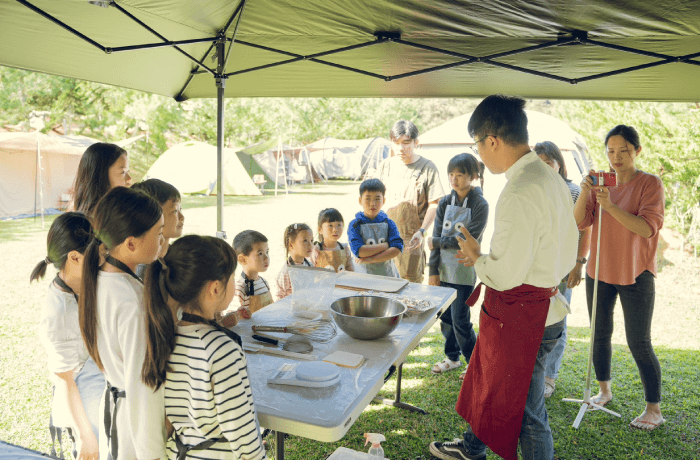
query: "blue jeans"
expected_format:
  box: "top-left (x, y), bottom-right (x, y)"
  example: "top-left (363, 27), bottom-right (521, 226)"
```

top-left (544, 283), bottom-right (572, 380)
top-left (463, 319), bottom-right (565, 460)
top-left (439, 282), bottom-right (477, 363)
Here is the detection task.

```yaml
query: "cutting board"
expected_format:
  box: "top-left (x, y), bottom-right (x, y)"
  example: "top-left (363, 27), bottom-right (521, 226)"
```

top-left (335, 271), bottom-right (408, 293)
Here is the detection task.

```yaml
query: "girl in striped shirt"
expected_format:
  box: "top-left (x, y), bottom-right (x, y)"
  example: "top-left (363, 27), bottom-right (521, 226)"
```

top-left (142, 235), bottom-right (266, 460)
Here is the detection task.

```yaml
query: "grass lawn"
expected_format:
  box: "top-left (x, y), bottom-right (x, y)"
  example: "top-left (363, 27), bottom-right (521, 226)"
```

top-left (1, 183), bottom-right (698, 459)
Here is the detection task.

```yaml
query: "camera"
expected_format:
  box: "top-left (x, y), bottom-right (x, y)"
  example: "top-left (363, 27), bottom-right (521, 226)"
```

top-left (589, 171), bottom-right (617, 187)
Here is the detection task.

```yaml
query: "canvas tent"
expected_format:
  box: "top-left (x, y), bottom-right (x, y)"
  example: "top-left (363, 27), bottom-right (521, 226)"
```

top-left (306, 137), bottom-right (391, 180)
top-left (417, 109), bottom-right (590, 251)
top-left (145, 141), bottom-right (261, 196)
top-left (0, 132), bottom-right (98, 218)
top-left (2, 0), bottom-right (699, 234)
top-left (419, 109), bottom-right (591, 192)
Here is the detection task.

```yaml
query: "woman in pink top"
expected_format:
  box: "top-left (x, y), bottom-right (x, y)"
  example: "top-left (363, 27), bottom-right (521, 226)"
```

top-left (574, 125), bottom-right (665, 431)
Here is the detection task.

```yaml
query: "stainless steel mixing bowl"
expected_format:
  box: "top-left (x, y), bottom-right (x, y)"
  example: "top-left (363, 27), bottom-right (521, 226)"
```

top-left (330, 296), bottom-right (407, 340)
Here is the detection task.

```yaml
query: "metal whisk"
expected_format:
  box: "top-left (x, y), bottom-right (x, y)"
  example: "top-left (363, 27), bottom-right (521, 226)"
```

top-left (252, 319), bottom-right (337, 343)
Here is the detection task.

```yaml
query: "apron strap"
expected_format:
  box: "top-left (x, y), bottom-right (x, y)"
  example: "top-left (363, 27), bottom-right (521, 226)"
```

top-left (174, 433), bottom-right (226, 460)
top-left (466, 282), bottom-right (483, 307)
top-left (105, 255), bottom-right (142, 283)
top-left (181, 312), bottom-right (243, 348)
top-left (53, 275), bottom-right (78, 303)
top-left (104, 382), bottom-right (126, 460)
top-left (242, 273), bottom-right (255, 296)
top-left (450, 193), bottom-right (469, 208)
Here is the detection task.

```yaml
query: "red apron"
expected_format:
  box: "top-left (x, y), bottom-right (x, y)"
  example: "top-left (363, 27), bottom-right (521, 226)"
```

top-left (456, 283), bottom-right (556, 460)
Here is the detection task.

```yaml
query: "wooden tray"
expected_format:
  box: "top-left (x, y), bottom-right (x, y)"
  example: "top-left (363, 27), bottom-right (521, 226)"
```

top-left (335, 271), bottom-right (409, 293)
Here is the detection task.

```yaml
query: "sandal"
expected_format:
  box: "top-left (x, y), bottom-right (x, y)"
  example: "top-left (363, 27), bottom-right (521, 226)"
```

top-left (432, 358), bottom-right (462, 374)
top-left (630, 416), bottom-right (665, 431)
top-left (544, 380), bottom-right (556, 399)
top-left (459, 368), bottom-right (467, 381)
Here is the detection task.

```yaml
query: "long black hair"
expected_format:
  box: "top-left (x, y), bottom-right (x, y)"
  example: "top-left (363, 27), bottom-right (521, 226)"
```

top-left (30, 212), bottom-right (92, 282)
top-left (72, 143), bottom-right (127, 216)
top-left (79, 187), bottom-right (162, 370)
top-left (142, 235), bottom-right (237, 390)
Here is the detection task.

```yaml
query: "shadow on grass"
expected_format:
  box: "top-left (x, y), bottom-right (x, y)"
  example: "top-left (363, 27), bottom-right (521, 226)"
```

top-left (276, 326), bottom-right (700, 460)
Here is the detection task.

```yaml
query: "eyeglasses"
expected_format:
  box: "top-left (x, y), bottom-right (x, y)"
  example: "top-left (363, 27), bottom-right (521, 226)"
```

top-left (472, 134), bottom-right (496, 155)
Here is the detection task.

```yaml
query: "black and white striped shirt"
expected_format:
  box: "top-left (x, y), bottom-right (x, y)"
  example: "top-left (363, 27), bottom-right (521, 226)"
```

top-left (165, 324), bottom-right (266, 460)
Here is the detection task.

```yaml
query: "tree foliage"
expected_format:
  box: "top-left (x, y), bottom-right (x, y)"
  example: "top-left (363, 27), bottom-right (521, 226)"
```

top-left (1, 66), bottom-right (698, 247)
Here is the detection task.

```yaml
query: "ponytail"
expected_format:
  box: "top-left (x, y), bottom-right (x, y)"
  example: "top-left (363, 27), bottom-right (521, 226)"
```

top-left (30, 258), bottom-right (50, 283)
top-left (79, 237), bottom-right (104, 369)
top-left (79, 187), bottom-right (162, 372)
top-left (142, 235), bottom-right (236, 390)
top-left (142, 260), bottom-right (176, 390)
top-left (30, 212), bottom-right (92, 283)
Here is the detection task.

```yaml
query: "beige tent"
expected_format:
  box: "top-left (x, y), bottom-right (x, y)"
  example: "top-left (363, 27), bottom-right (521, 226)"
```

top-left (145, 141), bottom-right (261, 196)
top-left (0, 132), bottom-right (98, 218)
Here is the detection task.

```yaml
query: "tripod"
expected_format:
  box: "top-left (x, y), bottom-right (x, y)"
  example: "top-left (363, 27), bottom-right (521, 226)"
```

top-left (562, 202), bottom-right (621, 428)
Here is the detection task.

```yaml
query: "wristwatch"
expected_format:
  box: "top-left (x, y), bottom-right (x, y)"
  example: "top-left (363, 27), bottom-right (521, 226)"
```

top-left (418, 228), bottom-right (426, 235)
top-left (576, 257), bottom-right (587, 265)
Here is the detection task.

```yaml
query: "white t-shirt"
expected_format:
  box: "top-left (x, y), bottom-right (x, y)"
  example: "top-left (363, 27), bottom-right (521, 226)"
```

top-left (39, 282), bottom-right (89, 375)
top-left (95, 271), bottom-right (166, 460)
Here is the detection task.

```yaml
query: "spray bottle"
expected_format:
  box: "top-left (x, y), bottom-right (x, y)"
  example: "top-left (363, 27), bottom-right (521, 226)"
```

top-left (364, 433), bottom-right (386, 459)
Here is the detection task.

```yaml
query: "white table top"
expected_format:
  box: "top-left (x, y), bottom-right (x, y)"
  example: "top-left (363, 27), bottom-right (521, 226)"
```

top-left (230, 282), bottom-right (456, 442)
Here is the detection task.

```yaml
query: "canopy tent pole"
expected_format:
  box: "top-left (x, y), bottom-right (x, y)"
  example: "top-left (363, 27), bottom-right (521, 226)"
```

top-left (36, 133), bottom-right (45, 229)
top-left (215, 34), bottom-right (227, 240)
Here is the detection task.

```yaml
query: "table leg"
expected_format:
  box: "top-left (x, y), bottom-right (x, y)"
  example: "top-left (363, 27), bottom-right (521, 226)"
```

top-left (276, 430), bottom-right (286, 460)
top-left (372, 363), bottom-right (427, 414)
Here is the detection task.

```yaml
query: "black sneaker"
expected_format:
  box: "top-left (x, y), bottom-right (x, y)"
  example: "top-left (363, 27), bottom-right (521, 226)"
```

top-left (429, 440), bottom-right (486, 460)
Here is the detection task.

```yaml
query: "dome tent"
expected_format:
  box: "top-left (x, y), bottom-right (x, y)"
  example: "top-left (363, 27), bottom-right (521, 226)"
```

top-left (145, 141), bottom-right (261, 196)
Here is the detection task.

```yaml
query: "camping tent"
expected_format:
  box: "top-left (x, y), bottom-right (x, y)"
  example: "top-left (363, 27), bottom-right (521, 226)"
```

top-left (306, 137), bottom-right (391, 180)
top-left (0, 132), bottom-right (98, 218)
top-left (145, 141), bottom-right (261, 196)
top-left (2, 0), bottom-right (699, 233)
top-left (416, 109), bottom-right (590, 253)
top-left (418, 109), bottom-right (591, 192)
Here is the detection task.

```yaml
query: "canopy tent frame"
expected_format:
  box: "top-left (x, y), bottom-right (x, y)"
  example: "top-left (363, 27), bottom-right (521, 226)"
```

top-left (13, 1), bottom-right (700, 101)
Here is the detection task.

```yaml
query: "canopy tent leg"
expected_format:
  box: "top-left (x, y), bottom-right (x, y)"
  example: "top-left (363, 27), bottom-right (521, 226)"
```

top-left (215, 35), bottom-right (227, 240)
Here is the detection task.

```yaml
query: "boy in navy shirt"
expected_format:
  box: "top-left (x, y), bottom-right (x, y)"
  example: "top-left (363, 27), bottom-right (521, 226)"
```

top-left (347, 179), bottom-right (403, 277)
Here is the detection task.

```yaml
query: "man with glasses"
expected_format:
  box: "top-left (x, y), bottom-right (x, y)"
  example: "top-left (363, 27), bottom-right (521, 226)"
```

top-left (429, 95), bottom-right (578, 460)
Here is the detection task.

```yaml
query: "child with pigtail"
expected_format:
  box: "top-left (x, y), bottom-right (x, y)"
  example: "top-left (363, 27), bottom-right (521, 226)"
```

top-left (275, 223), bottom-right (313, 300)
top-left (32, 212), bottom-right (104, 460)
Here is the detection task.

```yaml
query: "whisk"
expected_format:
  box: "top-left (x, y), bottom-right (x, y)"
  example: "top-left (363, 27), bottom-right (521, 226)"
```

top-left (252, 319), bottom-right (337, 343)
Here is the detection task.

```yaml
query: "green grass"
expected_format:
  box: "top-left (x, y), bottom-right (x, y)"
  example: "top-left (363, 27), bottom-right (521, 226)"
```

top-left (1, 184), bottom-right (698, 459)
top-left (264, 326), bottom-right (700, 459)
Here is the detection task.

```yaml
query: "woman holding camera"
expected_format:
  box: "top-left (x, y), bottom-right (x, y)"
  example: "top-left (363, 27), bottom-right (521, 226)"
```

top-left (574, 125), bottom-right (665, 431)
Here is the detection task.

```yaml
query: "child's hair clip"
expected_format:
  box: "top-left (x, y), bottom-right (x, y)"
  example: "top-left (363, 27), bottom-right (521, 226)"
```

top-left (293, 223), bottom-right (298, 230)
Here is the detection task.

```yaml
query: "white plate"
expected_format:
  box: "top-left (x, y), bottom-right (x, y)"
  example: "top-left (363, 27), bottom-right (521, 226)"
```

top-left (294, 361), bottom-right (340, 381)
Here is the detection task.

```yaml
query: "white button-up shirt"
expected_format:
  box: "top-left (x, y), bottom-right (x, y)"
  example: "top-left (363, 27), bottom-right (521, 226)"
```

top-left (475, 151), bottom-right (578, 293)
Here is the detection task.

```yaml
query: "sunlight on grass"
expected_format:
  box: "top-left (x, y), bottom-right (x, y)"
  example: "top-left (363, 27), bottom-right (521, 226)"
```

top-left (409, 346), bottom-right (437, 357)
top-left (401, 362), bottom-right (430, 370)
top-left (361, 403), bottom-right (392, 413)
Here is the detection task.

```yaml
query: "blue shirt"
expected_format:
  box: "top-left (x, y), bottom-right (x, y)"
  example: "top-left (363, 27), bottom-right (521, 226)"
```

top-left (347, 210), bottom-right (403, 258)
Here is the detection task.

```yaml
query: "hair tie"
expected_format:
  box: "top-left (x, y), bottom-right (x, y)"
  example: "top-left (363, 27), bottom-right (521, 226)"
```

top-left (92, 233), bottom-right (103, 245)
top-left (44, 256), bottom-right (51, 265)
top-left (293, 223), bottom-right (298, 230)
